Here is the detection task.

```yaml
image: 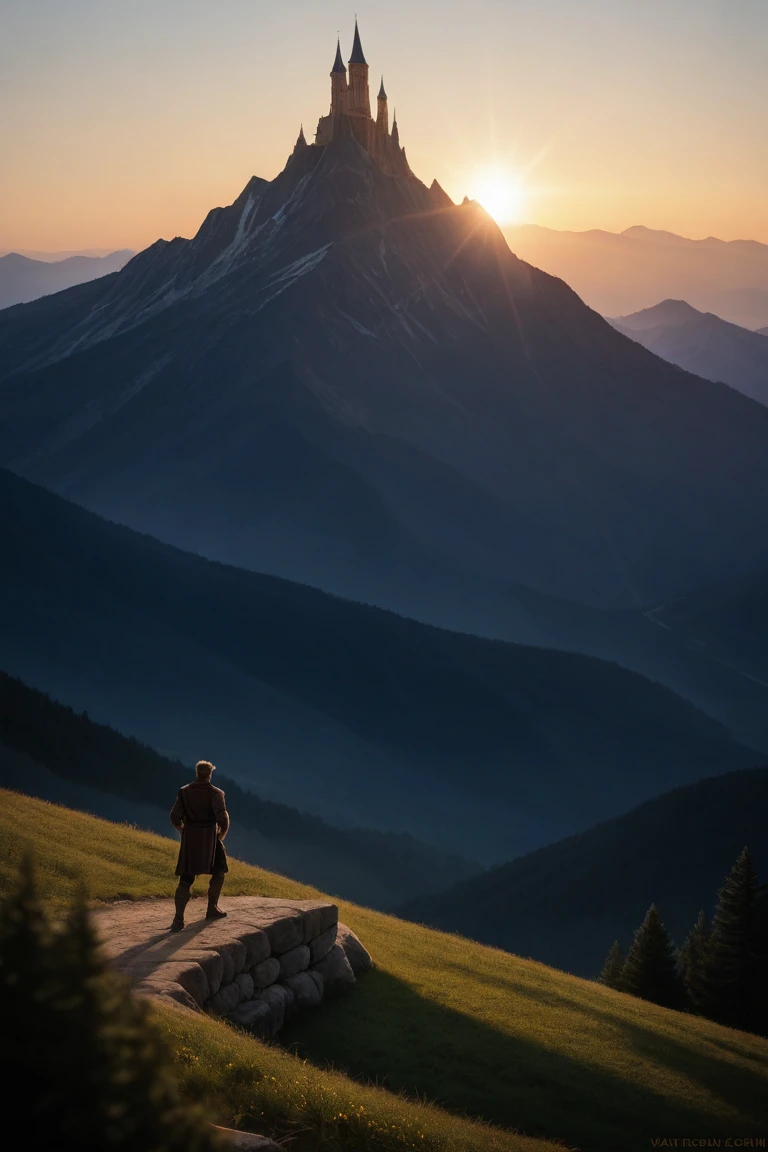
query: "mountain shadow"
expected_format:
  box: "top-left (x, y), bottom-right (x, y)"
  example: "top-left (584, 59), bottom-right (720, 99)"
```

top-left (280, 965), bottom-right (768, 1152)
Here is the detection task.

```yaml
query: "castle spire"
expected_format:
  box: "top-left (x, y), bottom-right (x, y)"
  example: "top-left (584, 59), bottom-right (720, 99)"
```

top-left (331, 37), bottom-right (346, 74)
top-left (346, 18), bottom-right (370, 117)
top-left (294, 124), bottom-right (307, 150)
top-left (349, 18), bottom-right (367, 64)
top-left (376, 75), bottom-right (389, 134)
top-left (391, 109), bottom-right (400, 147)
top-left (330, 35), bottom-right (348, 116)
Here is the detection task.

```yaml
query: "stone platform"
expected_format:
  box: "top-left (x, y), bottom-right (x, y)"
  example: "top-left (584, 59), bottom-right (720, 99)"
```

top-left (93, 896), bottom-right (371, 1039)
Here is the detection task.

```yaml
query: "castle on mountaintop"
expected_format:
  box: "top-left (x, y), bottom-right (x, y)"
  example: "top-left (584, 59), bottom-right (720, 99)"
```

top-left (294, 20), bottom-right (410, 177)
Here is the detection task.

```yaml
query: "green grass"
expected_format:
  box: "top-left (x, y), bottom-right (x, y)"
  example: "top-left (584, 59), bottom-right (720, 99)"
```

top-left (2, 789), bottom-right (767, 1152)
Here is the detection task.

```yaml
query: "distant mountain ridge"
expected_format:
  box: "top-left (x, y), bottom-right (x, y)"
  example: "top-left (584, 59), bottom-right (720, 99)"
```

top-left (0, 249), bottom-right (134, 310)
top-left (398, 768), bottom-right (768, 977)
top-left (620, 224), bottom-right (765, 253)
top-left (0, 466), bottom-right (754, 865)
top-left (0, 248), bottom-right (128, 260)
top-left (609, 299), bottom-right (768, 407)
top-left (504, 223), bottom-right (768, 328)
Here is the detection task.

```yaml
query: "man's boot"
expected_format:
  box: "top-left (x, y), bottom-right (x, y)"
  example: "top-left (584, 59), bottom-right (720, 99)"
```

top-left (206, 873), bottom-right (227, 920)
top-left (170, 882), bottom-right (191, 932)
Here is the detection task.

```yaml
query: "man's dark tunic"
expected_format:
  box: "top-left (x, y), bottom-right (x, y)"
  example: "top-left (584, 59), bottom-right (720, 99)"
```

top-left (170, 780), bottom-right (229, 878)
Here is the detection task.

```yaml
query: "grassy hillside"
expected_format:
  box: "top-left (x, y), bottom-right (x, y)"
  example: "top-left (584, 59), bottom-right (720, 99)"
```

top-left (398, 768), bottom-right (768, 977)
top-left (0, 670), bottom-right (478, 907)
top-left (1, 790), bottom-right (766, 1152)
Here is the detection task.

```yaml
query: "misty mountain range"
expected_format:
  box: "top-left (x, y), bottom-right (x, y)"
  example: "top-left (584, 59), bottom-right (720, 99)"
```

top-left (610, 299), bottom-right (768, 408)
top-left (505, 223), bottom-right (768, 329)
top-left (0, 249), bottom-right (134, 310)
top-left (0, 248), bottom-right (123, 260)
top-left (0, 466), bottom-right (754, 865)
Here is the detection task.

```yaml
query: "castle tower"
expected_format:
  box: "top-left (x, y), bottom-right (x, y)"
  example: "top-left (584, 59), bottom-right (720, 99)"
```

top-left (330, 37), bottom-right (348, 115)
top-left (294, 124), bottom-right (307, 151)
top-left (391, 109), bottom-right (400, 148)
top-left (376, 76), bottom-right (388, 134)
top-left (347, 19), bottom-right (370, 117)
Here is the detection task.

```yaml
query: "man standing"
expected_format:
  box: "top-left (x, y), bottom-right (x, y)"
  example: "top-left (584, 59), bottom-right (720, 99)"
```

top-left (169, 760), bottom-right (230, 932)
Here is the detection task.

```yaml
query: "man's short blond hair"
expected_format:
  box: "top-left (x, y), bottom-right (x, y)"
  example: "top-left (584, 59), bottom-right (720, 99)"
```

top-left (195, 760), bottom-right (216, 778)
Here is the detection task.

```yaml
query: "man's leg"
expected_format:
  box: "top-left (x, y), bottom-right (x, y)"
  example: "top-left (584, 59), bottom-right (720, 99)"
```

top-left (206, 870), bottom-right (227, 919)
top-left (206, 838), bottom-right (228, 920)
top-left (170, 874), bottom-right (193, 932)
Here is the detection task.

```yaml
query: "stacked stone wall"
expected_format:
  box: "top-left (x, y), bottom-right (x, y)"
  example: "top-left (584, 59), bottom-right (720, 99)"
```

top-left (95, 897), bottom-right (371, 1040)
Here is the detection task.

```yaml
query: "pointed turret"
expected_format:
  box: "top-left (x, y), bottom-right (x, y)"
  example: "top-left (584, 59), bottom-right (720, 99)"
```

top-left (331, 37), bottom-right (346, 74)
top-left (376, 75), bottom-right (389, 134)
top-left (294, 125), bottom-right (307, 151)
top-left (349, 19), bottom-right (367, 64)
top-left (330, 36), bottom-right (348, 116)
top-left (347, 19), bottom-right (371, 116)
top-left (391, 109), bottom-right (400, 148)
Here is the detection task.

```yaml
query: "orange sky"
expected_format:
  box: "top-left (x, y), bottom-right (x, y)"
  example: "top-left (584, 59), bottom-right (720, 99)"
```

top-left (1, 0), bottom-right (767, 252)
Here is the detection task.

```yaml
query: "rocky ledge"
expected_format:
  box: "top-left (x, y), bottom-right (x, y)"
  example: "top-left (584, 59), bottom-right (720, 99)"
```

top-left (93, 896), bottom-right (371, 1039)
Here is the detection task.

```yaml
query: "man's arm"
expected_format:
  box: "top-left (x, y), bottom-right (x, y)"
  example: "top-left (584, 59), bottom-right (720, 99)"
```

top-left (213, 790), bottom-right (230, 840)
top-left (170, 791), bottom-right (185, 833)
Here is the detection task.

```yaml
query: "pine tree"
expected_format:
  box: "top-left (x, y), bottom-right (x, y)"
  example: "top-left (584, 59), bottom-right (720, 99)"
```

top-left (0, 851), bottom-right (58, 1070)
top-left (702, 847), bottom-right (767, 1032)
top-left (599, 940), bottom-right (625, 989)
top-left (0, 856), bottom-right (219, 1149)
top-left (677, 909), bottom-right (710, 1013)
top-left (620, 904), bottom-right (683, 1009)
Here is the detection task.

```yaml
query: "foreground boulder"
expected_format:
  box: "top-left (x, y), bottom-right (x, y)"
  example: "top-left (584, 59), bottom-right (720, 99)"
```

top-left (337, 922), bottom-right (373, 973)
top-left (313, 944), bottom-right (356, 998)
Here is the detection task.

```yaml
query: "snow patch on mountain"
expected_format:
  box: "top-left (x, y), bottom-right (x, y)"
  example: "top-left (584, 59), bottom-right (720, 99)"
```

top-left (252, 245), bottom-right (332, 312)
top-left (271, 173), bottom-right (311, 226)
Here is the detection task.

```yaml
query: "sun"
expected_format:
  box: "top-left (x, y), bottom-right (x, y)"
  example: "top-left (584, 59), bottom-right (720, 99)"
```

top-left (469, 167), bottom-right (526, 225)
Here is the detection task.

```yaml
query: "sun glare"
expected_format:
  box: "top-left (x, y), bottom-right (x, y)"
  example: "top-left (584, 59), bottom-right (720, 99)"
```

top-left (469, 168), bottom-right (526, 225)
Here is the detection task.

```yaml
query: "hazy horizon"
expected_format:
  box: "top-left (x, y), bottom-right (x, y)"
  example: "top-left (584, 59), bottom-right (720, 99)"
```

top-left (4, 222), bottom-right (768, 267)
top-left (2, 0), bottom-right (767, 252)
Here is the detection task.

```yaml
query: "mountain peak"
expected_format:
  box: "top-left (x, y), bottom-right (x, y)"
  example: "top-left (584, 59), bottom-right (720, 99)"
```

top-left (612, 298), bottom-right (703, 330)
top-left (621, 225), bottom-right (691, 245)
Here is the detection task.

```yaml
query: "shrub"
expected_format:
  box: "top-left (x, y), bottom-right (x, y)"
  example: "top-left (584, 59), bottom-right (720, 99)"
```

top-left (0, 853), bottom-right (219, 1150)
